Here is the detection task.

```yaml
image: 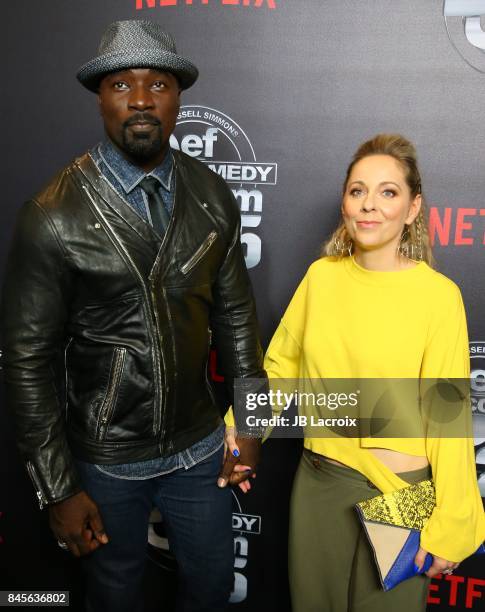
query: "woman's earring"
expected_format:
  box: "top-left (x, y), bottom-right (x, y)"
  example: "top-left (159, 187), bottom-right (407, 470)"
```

top-left (398, 221), bottom-right (424, 261)
top-left (414, 217), bottom-right (424, 261)
top-left (333, 237), bottom-right (353, 256)
top-left (397, 227), bottom-right (410, 258)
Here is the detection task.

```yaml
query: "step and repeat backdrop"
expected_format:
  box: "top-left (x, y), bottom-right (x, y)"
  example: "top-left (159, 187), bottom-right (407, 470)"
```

top-left (1, 1), bottom-right (484, 610)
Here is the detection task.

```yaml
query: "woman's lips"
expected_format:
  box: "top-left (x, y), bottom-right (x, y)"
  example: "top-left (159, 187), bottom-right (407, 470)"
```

top-left (356, 221), bottom-right (381, 228)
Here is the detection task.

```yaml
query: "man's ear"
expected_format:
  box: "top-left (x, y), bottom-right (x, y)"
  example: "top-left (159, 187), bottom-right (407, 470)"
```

top-left (96, 77), bottom-right (105, 110)
top-left (97, 92), bottom-right (104, 117)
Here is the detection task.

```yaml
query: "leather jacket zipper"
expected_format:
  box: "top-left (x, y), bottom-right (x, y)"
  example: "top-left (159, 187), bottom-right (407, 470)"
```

top-left (80, 183), bottom-right (163, 438)
top-left (64, 337), bottom-right (73, 419)
top-left (96, 347), bottom-right (126, 441)
top-left (148, 181), bottom-right (178, 444)
top-left (181, 231), bottom-right (218, 276)
top-left (205, 327), bottom-right (217, 405)
top-left (26, 461), bottom-right (47, 509)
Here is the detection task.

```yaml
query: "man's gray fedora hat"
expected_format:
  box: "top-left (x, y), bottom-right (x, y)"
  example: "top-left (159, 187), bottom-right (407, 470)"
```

top-left (77, 20), bottom-right (198, 92)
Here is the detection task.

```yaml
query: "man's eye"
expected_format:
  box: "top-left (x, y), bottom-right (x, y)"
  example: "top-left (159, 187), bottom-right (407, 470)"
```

top-left (113, 82), bottom-right (128, 90)
top-left (152, 81), bottom-right (166, 89)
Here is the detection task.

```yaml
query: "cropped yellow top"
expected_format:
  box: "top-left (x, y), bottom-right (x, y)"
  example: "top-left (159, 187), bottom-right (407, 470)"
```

top-left (260, 256), bottom-right (484, 562)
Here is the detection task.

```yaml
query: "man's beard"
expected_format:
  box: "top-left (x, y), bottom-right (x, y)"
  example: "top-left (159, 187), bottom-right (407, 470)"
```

top-left (121, 114), bottom-right (164, 161)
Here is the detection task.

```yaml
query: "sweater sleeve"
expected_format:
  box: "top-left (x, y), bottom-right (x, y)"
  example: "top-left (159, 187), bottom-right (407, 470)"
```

top-left (419, 282), bottom-right (485, 561)
top-left (264, 272), bottom-right (309, 380)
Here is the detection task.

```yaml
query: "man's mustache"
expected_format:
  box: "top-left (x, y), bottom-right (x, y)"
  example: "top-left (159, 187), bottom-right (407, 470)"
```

top-left (123, 113), bottom-right (161, 127)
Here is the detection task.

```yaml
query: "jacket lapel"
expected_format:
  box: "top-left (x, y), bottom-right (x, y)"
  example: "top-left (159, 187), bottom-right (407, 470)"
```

top-left (74, 153), bottom-right (161, 250)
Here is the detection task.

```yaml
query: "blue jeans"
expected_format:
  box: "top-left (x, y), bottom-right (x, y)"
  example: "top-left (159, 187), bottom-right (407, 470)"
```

top-left (75, 445), bottom-right (233, 612)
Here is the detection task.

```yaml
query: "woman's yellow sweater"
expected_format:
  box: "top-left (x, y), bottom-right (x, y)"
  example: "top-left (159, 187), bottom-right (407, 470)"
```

top-left (261, 255), bottom-right (484, 562)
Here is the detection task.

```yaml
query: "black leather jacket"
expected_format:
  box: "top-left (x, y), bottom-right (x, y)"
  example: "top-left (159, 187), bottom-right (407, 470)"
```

top-left (1, 150), bottom-right (264, 508)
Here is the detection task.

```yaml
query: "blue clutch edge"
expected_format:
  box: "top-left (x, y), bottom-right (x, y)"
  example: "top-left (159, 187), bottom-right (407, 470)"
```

top-left (355, 505), bottom-right (485, 592)
top-left (383, 529), bottom-right (432, 591)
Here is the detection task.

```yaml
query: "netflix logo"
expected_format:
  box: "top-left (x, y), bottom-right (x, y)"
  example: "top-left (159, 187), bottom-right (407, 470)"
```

top-left (136, 0), bottom-right (278, 9)
top-left (428, 573), bottom-right (485, 609)
top-left (429, 207), bottom-right (485, 246)
top-left (209, 349), bottom-right (224, 382)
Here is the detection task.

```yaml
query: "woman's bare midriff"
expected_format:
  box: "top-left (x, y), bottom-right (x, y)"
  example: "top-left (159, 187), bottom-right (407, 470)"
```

top-left (323, 448), bottom-right (429, 473)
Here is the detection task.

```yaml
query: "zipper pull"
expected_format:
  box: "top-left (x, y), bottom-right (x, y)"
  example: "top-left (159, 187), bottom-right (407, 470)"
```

top-left (36, 490), bottom-right (45, 510)
top-left (26, 461), bottom-right (47, 509)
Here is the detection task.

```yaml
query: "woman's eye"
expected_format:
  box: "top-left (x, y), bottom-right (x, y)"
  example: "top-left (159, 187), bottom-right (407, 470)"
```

top-left (350, 188), bottom-right (364, 197)
top-left (382, 189), bottom-right (396, 198)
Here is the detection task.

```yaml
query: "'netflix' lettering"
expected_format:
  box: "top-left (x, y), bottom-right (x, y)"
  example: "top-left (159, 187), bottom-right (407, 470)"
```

top-left (428, 573), bottom-right (485, 608)
top-left (428, 206), bottom-right (485, 246)
top-left (136, 0), bottom-right (277, 9)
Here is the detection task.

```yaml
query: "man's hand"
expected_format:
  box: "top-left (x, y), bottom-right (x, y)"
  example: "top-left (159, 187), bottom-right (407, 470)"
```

top-left (218, 426), bottom-right (261, 493)
top-left (414, 546), bottom-right (459, 578)
top-left (48, 490), bottom-right (109, 557)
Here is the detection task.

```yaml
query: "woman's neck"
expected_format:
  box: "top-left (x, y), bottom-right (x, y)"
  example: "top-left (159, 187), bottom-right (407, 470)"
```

top-left (353, 245), bottom-right (416, 272)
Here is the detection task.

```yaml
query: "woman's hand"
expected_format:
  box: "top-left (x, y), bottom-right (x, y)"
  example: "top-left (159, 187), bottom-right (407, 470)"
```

top-left (414, 546), bottom-right (459, 578)
top-left (220, 426), bottom-right (258, 493)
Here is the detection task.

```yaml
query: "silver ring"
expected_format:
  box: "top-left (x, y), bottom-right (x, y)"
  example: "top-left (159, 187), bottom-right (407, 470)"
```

top-left (57, 540), bottom-right (69, 550)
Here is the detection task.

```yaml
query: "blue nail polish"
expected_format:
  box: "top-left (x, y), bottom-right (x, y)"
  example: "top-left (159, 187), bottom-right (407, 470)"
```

top-left (232, 449), bottom-right (240, 457)
top-left (414, 564), bottom-right (421, 574)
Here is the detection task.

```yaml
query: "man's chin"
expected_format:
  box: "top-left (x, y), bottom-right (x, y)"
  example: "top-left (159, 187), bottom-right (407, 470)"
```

top-left (123, 138), bottom-right (164, 162)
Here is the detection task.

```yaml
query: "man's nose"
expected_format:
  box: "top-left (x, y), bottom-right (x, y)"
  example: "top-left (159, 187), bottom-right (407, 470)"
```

top-left (128, 86), bottom-right (154, 111)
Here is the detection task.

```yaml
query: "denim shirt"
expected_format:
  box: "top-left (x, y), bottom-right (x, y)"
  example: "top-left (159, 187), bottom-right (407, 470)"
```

top-left (89, 140), bottom-right (224, 479)
top-left (90, 140), bottom-right (175, 221)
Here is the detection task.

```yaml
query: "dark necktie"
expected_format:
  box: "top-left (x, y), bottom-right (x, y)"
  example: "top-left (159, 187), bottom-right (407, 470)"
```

top-left (139, 176), bottom-right (171, 236)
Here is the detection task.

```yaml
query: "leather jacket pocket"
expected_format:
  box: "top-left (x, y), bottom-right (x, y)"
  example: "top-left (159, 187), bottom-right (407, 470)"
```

top-left (181, 231), bottom-right (218, 276)
top-left (95, 346), bottom-right (127, 441)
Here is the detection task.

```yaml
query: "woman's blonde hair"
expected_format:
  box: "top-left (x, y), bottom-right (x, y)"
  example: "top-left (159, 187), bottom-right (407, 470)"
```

top-left (323, 133), bottom-right (434, 267)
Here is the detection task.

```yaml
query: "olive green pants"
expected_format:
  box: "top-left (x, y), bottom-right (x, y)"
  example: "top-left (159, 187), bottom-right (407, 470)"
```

top-left (289, 450), bottom-right (431, 612)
